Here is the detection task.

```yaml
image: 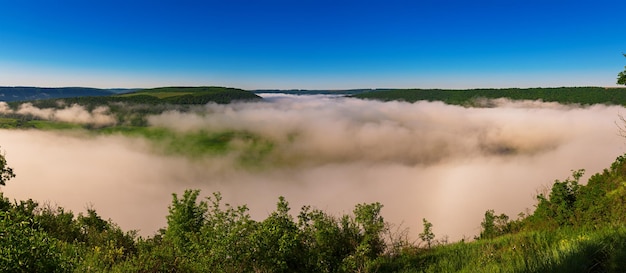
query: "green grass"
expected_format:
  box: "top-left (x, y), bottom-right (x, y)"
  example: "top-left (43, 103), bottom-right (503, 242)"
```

top-left (0, 118), bottom-right (18, 129)
top-left (25, 120), bottom-right (84, 130)
top-left (96, 126), bottom-right (274, 165)
top-left (115, 86), bottom-right (262, 104)
top-left (0, 114), bottom-right (274, 167)
top-left (0, 118), bottom-right (85, 130)
top-left (383, 225), bottom-right (626, 273)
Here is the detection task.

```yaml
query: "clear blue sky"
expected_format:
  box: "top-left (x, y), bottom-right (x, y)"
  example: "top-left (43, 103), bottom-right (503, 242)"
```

top-left (1, 0), bottom-right (625, 89)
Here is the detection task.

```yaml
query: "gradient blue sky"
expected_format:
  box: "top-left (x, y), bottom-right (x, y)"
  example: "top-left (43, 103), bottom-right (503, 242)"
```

top-left (1, 0), bottom-right (625, 89)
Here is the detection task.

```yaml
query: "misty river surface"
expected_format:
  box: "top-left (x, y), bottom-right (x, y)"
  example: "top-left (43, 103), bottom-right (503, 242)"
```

top-left (1, 94), bottom-right (625, 240)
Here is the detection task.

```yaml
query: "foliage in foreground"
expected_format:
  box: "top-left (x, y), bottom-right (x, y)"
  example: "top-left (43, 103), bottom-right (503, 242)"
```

top-left (3, 152), bottom-right (626, 272)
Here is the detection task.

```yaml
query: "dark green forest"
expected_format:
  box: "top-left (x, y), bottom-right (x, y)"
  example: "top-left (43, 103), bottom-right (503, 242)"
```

top-left (353, 87), bottom-right (626, 106)
top-left (0, 87), bottom-right (119, 102)
top-left (32, 86), bottom-right (260, 107)
top-left (0, 86), bottom-right (262, 129)
top-left (0, 86), bottom-right (261, 104)
top-left (2, 147), bottom-right (626, 272)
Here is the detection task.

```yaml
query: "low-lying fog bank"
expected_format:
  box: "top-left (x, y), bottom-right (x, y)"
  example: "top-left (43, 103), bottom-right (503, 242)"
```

top-left (1, 94), bottom-right (624, 241)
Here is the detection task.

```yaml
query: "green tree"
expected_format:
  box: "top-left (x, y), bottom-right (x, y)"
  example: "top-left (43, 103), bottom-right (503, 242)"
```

top-left (343, 202), bottom-right (386, 272)
top-left (479, 210), bottom-right (511, 239)
top-left (0, 194), bottom-right (74, 272)
top-left (0, 211), bottom-right (72, 272)
top-left (298, 206), bottom-right (358, 273)
top-left (480, 210), bottom-right (497, 239)
top-left (617, 54), bottom-right (626, 85)
top-left (530, 170), bottom-right (584, 228)
top-left (196, 192), bottom-right (257, 272)
top-left (252, 196), bottom-right (305, 273)
top-left (35, 206), bottom-right (81, 243)
top-left (0, 148), bottom-right (15, 186)
top-left (419, 218), bottom-right (435, 248)
top-left (354, 202), bottom-right (386, 258)
top-left (165, 189), bottom-right (208, 250)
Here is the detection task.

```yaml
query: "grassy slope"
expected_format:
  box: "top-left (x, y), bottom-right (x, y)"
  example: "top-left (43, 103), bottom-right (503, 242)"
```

top-left (381, 153), bottom-right (626, 273)
top-left (353, 87), bottom-right (626, 106)
top-left (0, 118), bottom-right (82, 130)
top-left (384, 226), bottom-right (626, 273)
top-left (96, 126), bottom-right (273, 165)
top-left (117, 86), bottom-right (262, 104)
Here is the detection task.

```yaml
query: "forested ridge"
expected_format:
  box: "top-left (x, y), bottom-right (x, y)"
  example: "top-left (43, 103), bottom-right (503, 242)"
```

top-left (0, 86), bottom-right (261, 105)
top-left (0, 86), bottom-right (263, 129)
top-left (8, 86), bottom-right (626, 107)
top-left (353, 87), bottom-right (626, 106)
top-left (0, 87), bottom-right (122, 102)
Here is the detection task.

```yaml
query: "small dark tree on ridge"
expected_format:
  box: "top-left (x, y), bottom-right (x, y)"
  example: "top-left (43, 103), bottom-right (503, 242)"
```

top-left (618, 53), bottom-right (626, 85)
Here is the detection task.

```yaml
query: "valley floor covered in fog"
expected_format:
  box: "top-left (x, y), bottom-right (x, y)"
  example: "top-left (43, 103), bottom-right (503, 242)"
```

top-left (1, 94), bottom-right (624, 240)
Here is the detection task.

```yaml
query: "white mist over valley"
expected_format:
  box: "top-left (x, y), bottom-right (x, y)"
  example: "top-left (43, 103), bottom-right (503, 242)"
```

top-left (1, 94), bottom-right (624, 241)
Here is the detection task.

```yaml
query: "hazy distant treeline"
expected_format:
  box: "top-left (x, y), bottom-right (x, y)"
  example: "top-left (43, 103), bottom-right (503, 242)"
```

top-left (354, 87), bottom-right (626, 106)
top-left (0, 86), bottom-right (121, 102)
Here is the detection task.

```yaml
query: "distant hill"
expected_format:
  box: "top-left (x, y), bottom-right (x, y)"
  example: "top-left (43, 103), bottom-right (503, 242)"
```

top-left (0, 86), bottom-right (264, 128)
top-left (119, 86), bottom-right (262, 104)
top-left (353, 87), bottom-right (626, 106)
top-left (0, 86), bottom-right (261, 105)
top-left (0, 87), bottom-right (124, 102)
top-left (254, 89), bottom-right (373, 96)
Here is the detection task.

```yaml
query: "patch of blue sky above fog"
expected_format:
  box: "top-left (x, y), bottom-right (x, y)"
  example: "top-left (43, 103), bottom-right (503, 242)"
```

top-left (0, 0), bottom-right (625, 89)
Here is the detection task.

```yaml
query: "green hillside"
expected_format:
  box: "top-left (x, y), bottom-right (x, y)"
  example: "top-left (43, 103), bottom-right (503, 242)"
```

top-left (4, 86), bottom-right (261, 109)
top-left (353, 87), bottom-right (626, 106)
top-left (0, 86), bottom-right (263, 129)
top-left (117, 86), bottom-right (262, 104)
top-left (378, 156), bottom-right (626, 272)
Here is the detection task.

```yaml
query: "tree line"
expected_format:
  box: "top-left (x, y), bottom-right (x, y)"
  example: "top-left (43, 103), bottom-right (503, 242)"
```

top-left (353, 87), bottom-right (626, 106)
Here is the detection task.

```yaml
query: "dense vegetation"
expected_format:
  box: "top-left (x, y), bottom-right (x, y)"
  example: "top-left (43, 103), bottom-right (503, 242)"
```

top-left (255, 89), bottom-right (372, 96)
top-left (0, 86), bottom-right (261, 104)
top-left (0, 87), bottom-right (121, 102)
top-left (5, 86), bottom-right (261, 108)
top-left (3, 146), bottom-right (626, 272)
top-left (353, 87), bottom-right (626, 106)
top-left (0, 86), bottom-right (262, 129)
